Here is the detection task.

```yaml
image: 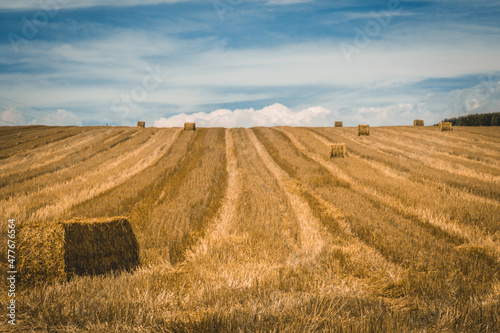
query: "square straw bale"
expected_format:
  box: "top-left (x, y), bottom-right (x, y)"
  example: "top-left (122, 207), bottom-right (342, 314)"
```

top-left (330, 143), bottom-right (347, 158)
top-left (17, 217), bottom-right (139, 285)
top-left (184, 123), bottom-right (196, 131)
top-left (358, 125), bottom-right (370, 136)
top-left (438, 122), bottom-right (453, 131)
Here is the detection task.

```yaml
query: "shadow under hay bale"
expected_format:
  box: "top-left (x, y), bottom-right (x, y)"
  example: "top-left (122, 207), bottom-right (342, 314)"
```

top-left (184, 122), bottom-right (196, 131)
top-left (137, 121), bottom-right (145, 128)
top-left (17, 217), bottom-right (139, 285)
top-left (335, 121), bottom-right (343, 127)
top-left (438, 122), bottom-right (453, 132)
top-left (330, 143), bottom-right (347, 158)
top-left (413, 119), bottom-right (424, 126)
top-left (358, 125), bottom-right (370, 136)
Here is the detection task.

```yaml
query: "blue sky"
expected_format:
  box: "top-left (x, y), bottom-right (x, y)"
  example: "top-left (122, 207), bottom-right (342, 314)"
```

top-left (0, 0), bottom-right (499, 127)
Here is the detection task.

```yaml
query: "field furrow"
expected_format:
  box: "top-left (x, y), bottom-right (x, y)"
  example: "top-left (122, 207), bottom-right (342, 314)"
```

top-left (0, 127), bottom-right (115, 177)
top-left (0, 126), bottom-right (89, 160)
top-left (280, 127), bottom-right (500, 258)
top-left (377, 127), bottom-right (500, 165)
top-left (312, 128), bottom-right (500, 201)
top-left (253, 127), bottom-right (499, 309)
top-left (370, 127), bottom-right (500, 181)
top-left (0, 128), bottom-right (180, 225)
top-left (0, 128), bottom-right (142, 194)
top-left (127, 128), bottom-right (228, 265)
top-left (291, 128), bottom-right (500, 236)
top-left (61, 128), bottom-right (187, 221)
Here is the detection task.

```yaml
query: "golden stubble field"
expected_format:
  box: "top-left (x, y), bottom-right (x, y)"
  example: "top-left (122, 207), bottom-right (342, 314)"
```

top-left (0, 125), bottom-right (499, 332)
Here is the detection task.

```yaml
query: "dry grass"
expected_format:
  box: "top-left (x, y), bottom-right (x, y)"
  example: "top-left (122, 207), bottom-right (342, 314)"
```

top-left (1, 125), bottom-right (499, 332)
top-left (358, 124), bottom-right (370, 136)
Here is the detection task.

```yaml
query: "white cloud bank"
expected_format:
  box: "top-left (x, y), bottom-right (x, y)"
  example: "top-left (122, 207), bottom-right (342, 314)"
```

top-left (154, 103), bottom-right (331, 128)
top-left (0, 107), bottom-right (26, 125)
top-left (0, 107), bottom-right (81, 126)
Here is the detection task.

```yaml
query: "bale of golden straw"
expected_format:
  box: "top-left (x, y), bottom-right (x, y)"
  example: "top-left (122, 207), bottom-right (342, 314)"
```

top-left (330, 143), bottom-right (347, 158)
top-left (334, 121), bottom-right (343, 127)
top-left (358, 124), bottom-right (370, 136)
top-left (184, 122), bottom-right (196, 131)
top-left (438, 121), bottom-right (452, 132)
top-left (413, 119), bottom-right (424, 126)
top-left (137, 121), bottom-right (145, 128)
top-left (17, 217), bottom-right (139, 285)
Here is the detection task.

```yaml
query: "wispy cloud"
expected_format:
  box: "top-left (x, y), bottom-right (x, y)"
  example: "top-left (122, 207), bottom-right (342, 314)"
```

top-left (0, 0), bottom-right (192, 11)
top-left (265, 0), bottom-right (313, 5)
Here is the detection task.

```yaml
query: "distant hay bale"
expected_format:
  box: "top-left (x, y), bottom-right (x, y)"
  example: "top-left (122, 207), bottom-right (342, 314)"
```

top-left (184, 122), bottom-right (196, 131)
top-left (438, 122), bottom-right (453, 132)
top-left (358, 125), bottom-right (370, 136)
top-left (137, 121), bottom-right (145, 128)
top-left (330, 143), bottom-right (347, 158)
top-left (17, 217), bottom-right (139, 285)
top-left (413, 119), bottom-right (424, 126)
top-left (335, 121), bottom-right (343, 127)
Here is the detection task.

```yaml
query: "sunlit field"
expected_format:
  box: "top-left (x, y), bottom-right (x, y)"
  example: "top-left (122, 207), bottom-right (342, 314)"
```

top-left (1, 125), bottom-right (499, 332)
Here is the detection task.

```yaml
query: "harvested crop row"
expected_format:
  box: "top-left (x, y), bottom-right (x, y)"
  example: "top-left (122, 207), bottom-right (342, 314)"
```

top-left (378, 126), bottom-right (500, 163)
top-left (174, 128), bottom-right (403, 330)
top-left (330, 127), bottom-right (500, 185)
top-left (59, 128), bottom-right (186, 221)
top-left (0, 126), bottom-right (63, 147)
top-left (0, 128), bottom-right (143, 195)
top-left (127, 128), bottom-right (228, 265)
top-left (313, 128), bottom-right (500, 201)
top-left (372, 127), bottom-right (500, 177)
top-left (289, 127), bottom-right (500, 236)
top-left (254, 127), bottom-right (499, 317)
top-left (0, 128), bottom-right (179, 226)
top-left (0, 127), bottom-right (115, 177)
top-left (0, 126), bottom-right (89, 160)
top-left (451, 126), bottom-right (500, 142)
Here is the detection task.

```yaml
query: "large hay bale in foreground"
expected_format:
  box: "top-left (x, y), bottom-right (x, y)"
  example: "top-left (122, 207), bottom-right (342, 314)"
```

top-left (334, 121), bottom-right (343, 127)
top-left (184, 122), bottom-right (196, 131)
top-left (358, 125), bottom-right (370, 136)
top-left (438, 122), bottom-right (452, 132)
top-left (137, 121), bottom-right (145, 128)
top-left (330, 143), bottom-right (347, 158)
top-left (413, 119), bottom-right (424, 126)
top-left (17, 217), bottom-right (139, 285)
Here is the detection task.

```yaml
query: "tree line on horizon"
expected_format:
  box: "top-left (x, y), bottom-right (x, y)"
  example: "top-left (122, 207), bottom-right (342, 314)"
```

top-left (442, 112), bottom-right (500, 126)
